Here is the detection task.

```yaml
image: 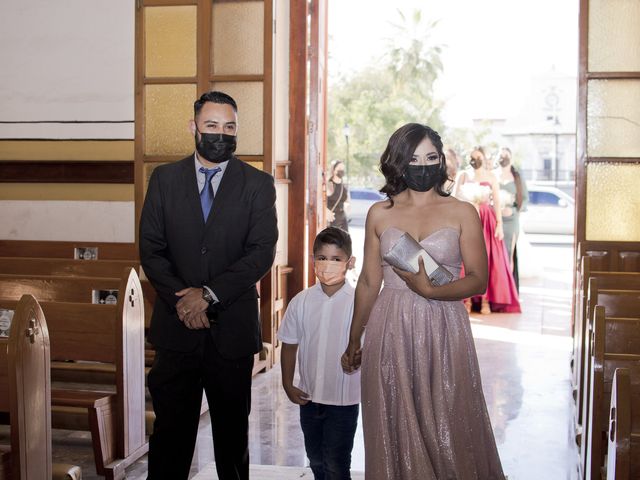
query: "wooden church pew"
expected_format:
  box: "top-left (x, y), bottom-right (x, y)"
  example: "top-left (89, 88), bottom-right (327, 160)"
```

top-left (584, 305), bottom-right (640, 480)
top-left (0, 274), bottom-right (120, 304)
top-left (575, 270), bottom-right (640, 432)
top-left (0, 240), bottom-right (137, 261)
top-left (0, 257), bottom-right (138, 279)
top-left (0, 294), bottom-right (81, 479)
top-left (579, 281), bottom-right (640, 475)
top-left (0, 269), bottom-right (146, 479)
top-left (0, 257), bottom-right (153, 330)
top-left (573, 256), bottom-right (640, 431)
top-left (606, 367), bottom-right (640, 480)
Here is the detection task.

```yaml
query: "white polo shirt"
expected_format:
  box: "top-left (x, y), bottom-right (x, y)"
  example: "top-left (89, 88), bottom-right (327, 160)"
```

top-left (277, 282), bottom-right (360, 406)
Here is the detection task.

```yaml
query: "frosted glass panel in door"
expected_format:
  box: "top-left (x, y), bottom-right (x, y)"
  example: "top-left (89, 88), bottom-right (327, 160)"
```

top-left (587, 80), bottom-right (640, 157)
top-left (211, 82), bottom-right (263, 155)
top-left (588, 0), bottom-right (640, 72)
top-left (144, 84), bottom-right (197, 156)
top-left (145, 6), bottom-right (197, 78)
top-left (212, 1), bottom-right (264, 75)
top-left (586, 163), bottom-right (640, 241)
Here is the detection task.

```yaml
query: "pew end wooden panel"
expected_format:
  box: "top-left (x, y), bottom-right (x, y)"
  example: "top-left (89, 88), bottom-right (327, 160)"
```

top-left (607, 368), bottom-right (640, 480)
top-left (5, 294), bottom-right (52, 479)
top-left (0, 295), bottom-right (81, 479)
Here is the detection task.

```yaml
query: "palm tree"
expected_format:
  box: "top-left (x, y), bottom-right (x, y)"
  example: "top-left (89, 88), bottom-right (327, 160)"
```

top-left (385, 9), bottom-right (445, 127)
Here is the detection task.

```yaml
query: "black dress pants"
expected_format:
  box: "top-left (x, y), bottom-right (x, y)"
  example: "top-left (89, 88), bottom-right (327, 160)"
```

top-left (147, 333), bottom-right (254, 480)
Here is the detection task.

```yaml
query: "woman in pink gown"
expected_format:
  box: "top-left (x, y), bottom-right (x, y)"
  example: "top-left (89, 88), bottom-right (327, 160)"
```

top-left (455, 147), bottom-right (521, 314)
top-left (342, 124), bottom-right (505, 479)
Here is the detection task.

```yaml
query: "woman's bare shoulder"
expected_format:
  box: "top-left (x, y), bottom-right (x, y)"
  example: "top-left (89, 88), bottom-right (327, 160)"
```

top-left (369, 198), bottom-right (394, 214)
top-left (366, 199), bottom-right (393, 233)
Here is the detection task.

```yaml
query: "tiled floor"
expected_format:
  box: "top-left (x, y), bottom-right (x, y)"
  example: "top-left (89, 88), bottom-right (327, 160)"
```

top-left (0, 236), bottom-right (579, 479)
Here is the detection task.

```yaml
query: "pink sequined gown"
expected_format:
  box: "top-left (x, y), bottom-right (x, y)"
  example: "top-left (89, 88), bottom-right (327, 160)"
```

top-left (361, 227), bottom-right (505, 479)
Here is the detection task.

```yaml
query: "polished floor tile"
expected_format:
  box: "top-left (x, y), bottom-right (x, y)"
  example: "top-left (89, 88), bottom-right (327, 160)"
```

top-left (0, 239), bottom-right (579, 479)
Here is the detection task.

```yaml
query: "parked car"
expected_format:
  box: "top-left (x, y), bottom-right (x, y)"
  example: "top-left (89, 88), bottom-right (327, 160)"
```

top-left (348, 187), bottom-right (386, 226)
top-left (520, 185), bottom-right (575, 235)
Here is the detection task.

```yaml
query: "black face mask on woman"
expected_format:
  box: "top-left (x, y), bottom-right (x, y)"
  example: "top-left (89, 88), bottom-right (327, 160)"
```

top-left (403, 164), bottom-right (441, 192)
top-left (195, 130), bottom-right (237, 163)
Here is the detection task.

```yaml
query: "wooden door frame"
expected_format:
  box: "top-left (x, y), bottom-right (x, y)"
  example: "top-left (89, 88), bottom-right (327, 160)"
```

top-left (288, 0), bottom-right (328, 300)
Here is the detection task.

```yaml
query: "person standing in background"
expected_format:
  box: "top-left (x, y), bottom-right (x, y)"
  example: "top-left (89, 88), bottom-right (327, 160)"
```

top-left (455, 146), bottom-right (520, 314)
top-left (326, 160), bottom-right (350, 232)
top-left (497, 147), bottom-right (527, 291)
top-left (445, 147), bottom-right (461, 193)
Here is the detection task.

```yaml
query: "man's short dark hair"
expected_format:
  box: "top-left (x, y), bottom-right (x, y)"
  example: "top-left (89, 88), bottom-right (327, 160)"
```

top-left (194, 91), bottom-right (238, 117)
top-left (313, 227), bottom-right (352, 258)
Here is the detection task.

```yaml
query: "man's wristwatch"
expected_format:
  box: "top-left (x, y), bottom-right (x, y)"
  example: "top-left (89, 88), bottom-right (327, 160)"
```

top-left (202, 288), bottom-right (214, 304)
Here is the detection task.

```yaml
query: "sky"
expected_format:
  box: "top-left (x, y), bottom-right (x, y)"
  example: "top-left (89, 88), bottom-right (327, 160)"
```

top-left (328, 0), bottom-right (579, 127)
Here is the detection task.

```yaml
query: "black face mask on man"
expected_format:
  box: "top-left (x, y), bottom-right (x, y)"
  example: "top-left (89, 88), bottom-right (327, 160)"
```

top-left (403, 164), bottom-right (441, 192)
top-left (195, 130), bottom-right (237, 163)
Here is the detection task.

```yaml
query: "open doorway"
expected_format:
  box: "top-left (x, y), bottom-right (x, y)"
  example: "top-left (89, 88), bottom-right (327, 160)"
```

top-left (326, 0), bottom-right (579, 477)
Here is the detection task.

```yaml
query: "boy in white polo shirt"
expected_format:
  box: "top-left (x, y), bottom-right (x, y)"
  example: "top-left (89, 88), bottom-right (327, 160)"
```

top-left (278, 226), bottom-right (360, 480)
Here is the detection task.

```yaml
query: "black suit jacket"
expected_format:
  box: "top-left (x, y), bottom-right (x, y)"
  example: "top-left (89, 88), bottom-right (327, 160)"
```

top-left (139, 155), bottom-right (278, 359)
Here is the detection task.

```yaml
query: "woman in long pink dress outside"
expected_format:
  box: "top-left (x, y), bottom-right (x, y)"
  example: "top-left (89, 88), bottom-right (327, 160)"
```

top-left (455, 147), bottom-right (521, 314)
top-left (342, 124), bottom-right (505, 479)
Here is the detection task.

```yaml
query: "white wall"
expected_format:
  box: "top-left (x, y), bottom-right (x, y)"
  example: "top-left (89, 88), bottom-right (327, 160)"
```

top-left (0, 0), bottom-right (135, 138)
top-left (0, 0), bottom-right (135, 242)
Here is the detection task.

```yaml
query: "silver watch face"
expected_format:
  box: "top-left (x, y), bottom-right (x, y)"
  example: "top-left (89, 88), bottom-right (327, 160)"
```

top-left (202, 289), bottom-right (212, 302)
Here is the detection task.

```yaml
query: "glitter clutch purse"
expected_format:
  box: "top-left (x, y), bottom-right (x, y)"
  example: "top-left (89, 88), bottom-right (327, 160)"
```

top-left (382, 233), bottom-right (454, 286)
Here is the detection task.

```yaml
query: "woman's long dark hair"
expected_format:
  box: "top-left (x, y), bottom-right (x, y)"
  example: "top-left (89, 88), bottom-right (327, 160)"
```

top-left (379, 123), bottom-right (450, 205)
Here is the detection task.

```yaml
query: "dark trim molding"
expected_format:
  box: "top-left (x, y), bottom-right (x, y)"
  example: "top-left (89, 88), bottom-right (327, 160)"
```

top-left (0, 161), bottom-right (134, 184)
top-left (588, 157), bottom-right (640, 164)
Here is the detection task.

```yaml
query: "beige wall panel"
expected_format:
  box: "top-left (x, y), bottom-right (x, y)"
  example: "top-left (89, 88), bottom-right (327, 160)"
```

top-left (588, 0), bottom-right (640, 72)
top-left (0, 200), bottom-right (134, 242)
top-left (274, 182), bottom-right (288, 266)
top-left (211, 82), bottom-right (263, 155)
top-left (212, 1), bottom-right (264, 75)
top-left (587, 80), bottom-right (640, 157)
top-left (145, 5), bottom-right (197, 78)
top-left (0, 140), bottom-right (134, 161)
top-left (586, 163), bottom-right (640, 241)
top-left (0, 184), bottom-right (133, 202)
top-left (144, 84), bottom-right (197, 156)
top-left (274, 0), bottom-right (290, 164)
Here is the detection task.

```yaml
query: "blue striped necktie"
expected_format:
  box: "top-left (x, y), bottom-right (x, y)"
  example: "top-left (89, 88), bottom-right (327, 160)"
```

top-left (199, 166), bottom-right (221, 220)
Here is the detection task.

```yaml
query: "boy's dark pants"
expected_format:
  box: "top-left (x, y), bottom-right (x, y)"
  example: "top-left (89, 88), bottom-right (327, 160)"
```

top-left (300, 401), bottom-right (359, 480)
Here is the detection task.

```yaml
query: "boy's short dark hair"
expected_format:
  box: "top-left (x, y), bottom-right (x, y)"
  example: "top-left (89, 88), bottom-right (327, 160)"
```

top-left (313, 227), bottom-right (352, 258)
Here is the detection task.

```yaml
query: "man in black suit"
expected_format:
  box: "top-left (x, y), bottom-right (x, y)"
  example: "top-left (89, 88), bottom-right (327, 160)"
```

top-left (140, 91), bottom-right (278, 479)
